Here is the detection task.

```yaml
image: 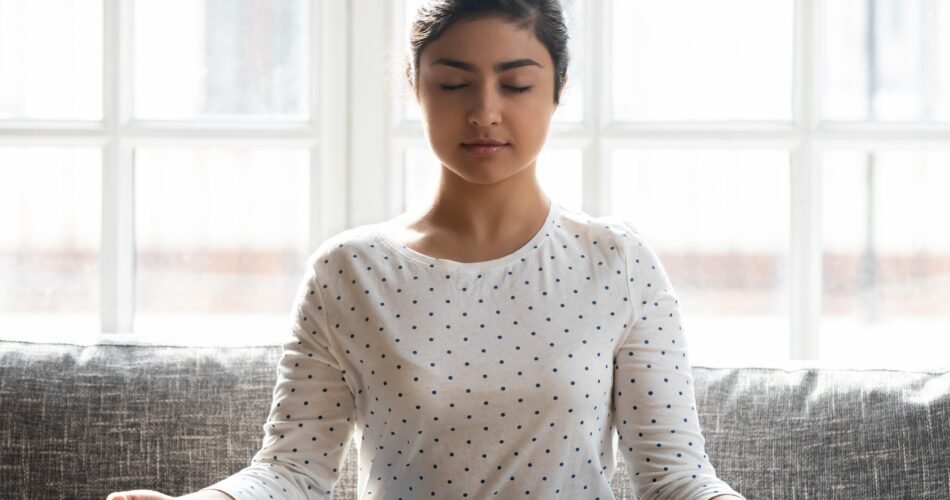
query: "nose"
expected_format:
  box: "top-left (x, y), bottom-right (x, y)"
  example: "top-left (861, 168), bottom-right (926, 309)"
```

top-left (467, 85), bottom-right (502, 127)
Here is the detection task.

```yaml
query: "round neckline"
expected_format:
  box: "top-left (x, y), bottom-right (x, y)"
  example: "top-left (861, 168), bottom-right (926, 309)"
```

top-left (374, 201), bottom-right (560, 273)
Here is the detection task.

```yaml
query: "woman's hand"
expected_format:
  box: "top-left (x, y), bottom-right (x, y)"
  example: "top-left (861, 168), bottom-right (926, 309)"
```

top-left (106, 490), bottom-right (233, 500)
top-left (106, 491), bottom-right (173, 500)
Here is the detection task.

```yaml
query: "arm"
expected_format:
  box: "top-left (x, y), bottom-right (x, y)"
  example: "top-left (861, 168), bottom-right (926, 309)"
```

top-left (201, 252), bottom-right (357, 499)
top-left (611, 222), bottom-right (746, 500)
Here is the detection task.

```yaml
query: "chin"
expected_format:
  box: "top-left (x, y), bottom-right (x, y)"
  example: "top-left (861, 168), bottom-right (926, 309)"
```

top-left (452, 162), bottom-right (525, 186)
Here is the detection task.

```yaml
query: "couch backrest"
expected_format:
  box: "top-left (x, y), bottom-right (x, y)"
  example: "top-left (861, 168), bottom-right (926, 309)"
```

top-left (1, 340), bottom-right (948, 499)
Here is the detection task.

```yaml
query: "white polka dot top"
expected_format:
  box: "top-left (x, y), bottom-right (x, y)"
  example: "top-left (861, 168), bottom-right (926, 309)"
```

top-left (204, 201), bottom-right (746, 500)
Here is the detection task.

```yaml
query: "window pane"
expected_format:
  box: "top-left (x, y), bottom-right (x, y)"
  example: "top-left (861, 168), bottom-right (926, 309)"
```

top-left (403, 147), bottom-right (582, 214)
top-left (404, 147), bottom-right (440, 214)
top-left (397, 0), bottom-right (585, 123)
top-left (537, 148), bottom-right (582, 211)
top-left (821, 151), bottom-right (950, 368)
top-left (611, 149), bottom-right (791, 364)
top-left (0, 0), bottom-right (103, 120)
top-left (133, 0), bottom-right (310, 120)
top-left (134, 147), bottom-right (310, 338)
top-left (611, 0), bottom-right (793, 122)
top-left (0, 147), bottom-right (101, 333)
top-left (821, 0), bottom-right (950, 122)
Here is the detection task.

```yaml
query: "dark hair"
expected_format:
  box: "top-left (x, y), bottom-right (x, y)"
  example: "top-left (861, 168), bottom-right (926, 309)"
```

top-left (405, 0), bottom-right (570, 105)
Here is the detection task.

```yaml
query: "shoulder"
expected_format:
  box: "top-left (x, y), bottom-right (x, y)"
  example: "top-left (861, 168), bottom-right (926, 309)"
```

top-left (305, 222), bottom-right (382, 272)
top-left (555, 207), bottom-right (669, 297)
top-left (554, 204), bottom-right (647, 256)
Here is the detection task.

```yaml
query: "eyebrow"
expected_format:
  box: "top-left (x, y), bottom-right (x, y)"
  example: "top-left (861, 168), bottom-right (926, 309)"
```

top-left (430, 57), bottom-right (543, 73)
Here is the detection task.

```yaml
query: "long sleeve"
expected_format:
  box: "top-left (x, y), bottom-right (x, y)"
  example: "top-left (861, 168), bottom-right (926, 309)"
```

top-left (611, 221), bottom-right (746, 500)
top-left (203, 251), bottom-right (357, 499)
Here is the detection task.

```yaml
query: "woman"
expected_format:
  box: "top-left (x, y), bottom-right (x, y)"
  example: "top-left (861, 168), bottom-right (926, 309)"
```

top-left (107, 0), bottom-right (745, 498)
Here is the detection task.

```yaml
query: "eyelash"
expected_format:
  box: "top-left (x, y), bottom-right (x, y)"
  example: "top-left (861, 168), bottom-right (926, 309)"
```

top-left (440, 84), bottom-right (533, 94)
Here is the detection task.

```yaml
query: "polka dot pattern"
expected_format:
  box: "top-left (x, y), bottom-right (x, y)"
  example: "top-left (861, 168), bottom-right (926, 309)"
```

top-left (204, 202), bottom-right (745, 500)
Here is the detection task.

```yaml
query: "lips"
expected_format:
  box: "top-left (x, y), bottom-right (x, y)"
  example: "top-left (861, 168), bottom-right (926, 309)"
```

top-left (461, 142), bottom-right (509, 156)
top-left (462, 139), bottom-right (509, 146)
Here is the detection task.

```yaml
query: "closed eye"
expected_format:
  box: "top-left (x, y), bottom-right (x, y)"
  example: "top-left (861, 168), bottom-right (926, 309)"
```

top-left (440, 84), bottom-right (533, 94)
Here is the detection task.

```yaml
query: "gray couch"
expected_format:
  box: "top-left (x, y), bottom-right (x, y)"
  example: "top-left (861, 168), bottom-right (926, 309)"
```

top-left (1, 338), bottom-right (948, 499)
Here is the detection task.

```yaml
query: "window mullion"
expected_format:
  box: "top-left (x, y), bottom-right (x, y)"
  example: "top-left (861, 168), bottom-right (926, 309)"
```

top-left (587, 0), bottom-right (610, 217)
top-left (348, 0), bottom-right (390, 227)
top-left (789, 0), bottom-right (822, 360)
top-left (311, 0), bottom-right (348, 250)
top-left (101, 0), bottom-right (135, 333)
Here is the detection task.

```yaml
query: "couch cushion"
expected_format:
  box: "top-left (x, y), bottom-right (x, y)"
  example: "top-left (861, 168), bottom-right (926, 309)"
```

top-left (695, 365), bottom-right (950, 499)
top-left (1, 339), bottom-right (948, 499)
top-left (0, 340), bottom-right (290, 499)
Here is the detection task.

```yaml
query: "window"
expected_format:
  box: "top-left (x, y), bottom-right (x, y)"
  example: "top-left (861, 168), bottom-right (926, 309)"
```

top-left (2, 0), bottom-right (947, 365)
top-left (0, 0), bottom-right (346, 345)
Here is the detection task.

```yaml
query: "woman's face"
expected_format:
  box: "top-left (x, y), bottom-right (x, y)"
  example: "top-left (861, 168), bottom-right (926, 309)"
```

top-left (413, 16), bottom-right (561, 186)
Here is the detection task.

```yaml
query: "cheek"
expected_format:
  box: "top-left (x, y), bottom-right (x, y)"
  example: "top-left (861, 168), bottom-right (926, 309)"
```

top-left (420, 93), bottom-right (461, 124)
top-left (509, 106), bottom-right (551, 139)
top-left (424, 120), bottom-right (464, 155)
top-left (419, 106), bottom-right (456, 140)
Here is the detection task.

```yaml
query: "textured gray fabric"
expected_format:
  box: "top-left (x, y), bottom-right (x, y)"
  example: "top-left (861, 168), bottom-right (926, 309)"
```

top-left (1, 339), bottom-right (948, 499)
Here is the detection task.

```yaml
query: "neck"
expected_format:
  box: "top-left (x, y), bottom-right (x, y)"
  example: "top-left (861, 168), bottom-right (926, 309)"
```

top-left (421, 164), bottom-right (550, 243)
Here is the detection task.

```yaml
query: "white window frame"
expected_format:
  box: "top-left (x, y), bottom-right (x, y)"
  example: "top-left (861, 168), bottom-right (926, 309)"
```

top-left (2, 0), bottom-right (949, 354)
top-left (0, 0), bottom-right (348, 337)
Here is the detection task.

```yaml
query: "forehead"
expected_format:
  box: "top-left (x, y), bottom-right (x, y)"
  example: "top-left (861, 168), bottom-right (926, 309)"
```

top-left (420, 16), bottom-right (551, 68)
